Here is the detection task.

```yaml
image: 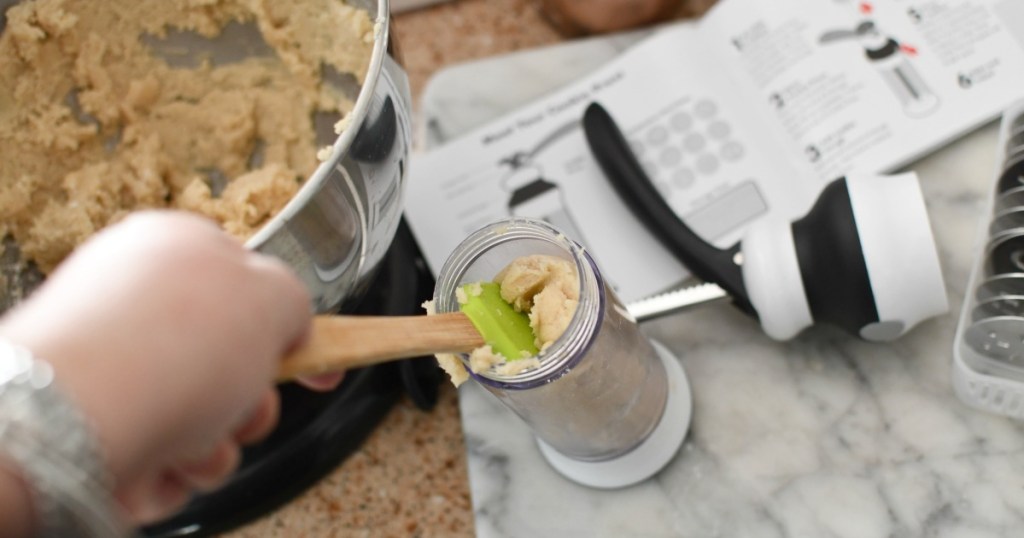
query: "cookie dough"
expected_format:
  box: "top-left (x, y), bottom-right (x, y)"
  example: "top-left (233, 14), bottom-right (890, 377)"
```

top-left (495, 254), bottom-right (580, 352)
top-left (431, 254), bottom-right (580, 387)
top-left (0, 0), bottom-right (375, 273)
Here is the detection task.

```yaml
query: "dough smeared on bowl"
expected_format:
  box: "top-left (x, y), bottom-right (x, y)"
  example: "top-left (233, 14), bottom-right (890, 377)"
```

top-left (0, 0), bottom-right (375, 272)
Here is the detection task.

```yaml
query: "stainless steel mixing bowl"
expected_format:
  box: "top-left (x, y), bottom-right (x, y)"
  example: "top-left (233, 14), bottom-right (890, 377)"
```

top-left (0, 0), bottom-right (413, 314)
top-left (245, 0), bottom-right (413, 313)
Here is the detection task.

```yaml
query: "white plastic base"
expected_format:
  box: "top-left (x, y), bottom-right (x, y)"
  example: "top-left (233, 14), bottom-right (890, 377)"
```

top-left (536, 340), bottom-right (692, 489)
top-left (953, 341), bottom-right (1024, 420)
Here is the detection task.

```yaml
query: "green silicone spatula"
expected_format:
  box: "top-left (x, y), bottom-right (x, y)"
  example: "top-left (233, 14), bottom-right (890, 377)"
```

top-left (277, 282), bottom-right (537, 381)
top-left (457, 282), bottom-right (539, 360)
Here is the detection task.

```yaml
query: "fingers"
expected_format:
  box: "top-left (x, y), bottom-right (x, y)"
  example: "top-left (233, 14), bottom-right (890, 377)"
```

top-left (173, 388), bottom-right (282, 493)
top-left (233, 389), bottom-right (280, 444)
top-left (244, 251), bottom-right (314, 355)
top-left (174, 440), bottom-right (242, 493)
top-left (118, 470), bottom-right (192, 525)
top-left (120, 439), bottom-right (241, 524)
top-left (296, 372), bottom-right (345, 391)
top-left (174, 387), bottom-right (281, 491)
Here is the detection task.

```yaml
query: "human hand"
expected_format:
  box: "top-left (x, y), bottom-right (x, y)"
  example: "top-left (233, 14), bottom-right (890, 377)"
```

top-left (0, 210), bottom-right (315, 525)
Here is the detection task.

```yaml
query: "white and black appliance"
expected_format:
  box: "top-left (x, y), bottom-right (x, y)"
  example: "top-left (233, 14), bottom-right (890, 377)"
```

top-left (584, 102), bottom-right (949, 342)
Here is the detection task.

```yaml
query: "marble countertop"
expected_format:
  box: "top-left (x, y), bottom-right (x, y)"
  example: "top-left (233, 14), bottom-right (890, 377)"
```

top-left (450, 118), bottom-right (1017, 537)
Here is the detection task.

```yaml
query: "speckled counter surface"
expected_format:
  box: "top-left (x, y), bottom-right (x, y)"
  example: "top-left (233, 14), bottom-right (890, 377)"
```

top-left (221, 2), bottom-right (574, 536)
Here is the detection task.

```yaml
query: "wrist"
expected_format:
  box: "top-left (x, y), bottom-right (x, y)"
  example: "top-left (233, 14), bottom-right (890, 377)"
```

top-left (0, 338), bottom-right (128, 536)
top-left (0, 317), bottom-right (147, 482)
top-left (0, 461), bottom-right (36, 538)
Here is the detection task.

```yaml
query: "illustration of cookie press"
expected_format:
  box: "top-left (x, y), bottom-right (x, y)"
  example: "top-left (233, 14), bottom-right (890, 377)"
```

top-left (819, 18), bottom-right (940, 118)
top-left (499, 121), bottom-right (589, 245)
top-left (583, 102), bottom-right (949, 341)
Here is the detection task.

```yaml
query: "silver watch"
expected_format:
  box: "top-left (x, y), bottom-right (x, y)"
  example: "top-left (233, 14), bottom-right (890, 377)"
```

top-left (0, 340), bottom-right (127, 537)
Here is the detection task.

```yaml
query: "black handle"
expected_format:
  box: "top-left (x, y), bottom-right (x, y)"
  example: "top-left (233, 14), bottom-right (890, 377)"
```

top-left (582, 102), bottom-right (755, 316)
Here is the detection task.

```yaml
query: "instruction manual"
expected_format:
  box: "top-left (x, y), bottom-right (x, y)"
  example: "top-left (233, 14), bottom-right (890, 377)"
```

top-left (404, 0), bottom-right (1024, 303)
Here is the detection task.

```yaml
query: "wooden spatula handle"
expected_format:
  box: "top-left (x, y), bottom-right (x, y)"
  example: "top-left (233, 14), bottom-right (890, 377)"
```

top-left (277, 312), bottom-right (484, 381)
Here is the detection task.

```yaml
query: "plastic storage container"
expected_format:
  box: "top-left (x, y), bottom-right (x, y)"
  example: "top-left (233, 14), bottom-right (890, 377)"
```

top-left (953, 101), bottom-right (1024, 418)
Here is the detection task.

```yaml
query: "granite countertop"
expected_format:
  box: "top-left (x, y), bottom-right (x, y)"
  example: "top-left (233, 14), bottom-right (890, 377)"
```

top-left (222, 1), bottom-right (681, 536)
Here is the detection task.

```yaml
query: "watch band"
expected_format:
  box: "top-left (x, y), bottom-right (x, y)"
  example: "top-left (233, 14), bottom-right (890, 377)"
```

top-left (0, 340), bottom-right (127, 537)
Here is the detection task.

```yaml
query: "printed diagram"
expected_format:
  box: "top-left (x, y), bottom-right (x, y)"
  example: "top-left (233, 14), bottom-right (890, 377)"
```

top-left (497, 97), bottom-right (767, 252)
top-left (500, 121), bottom-right (589, 246)
top-left (626, 98), bottom-right (767, 243)
top-left (819, 20), bottom-right (940, 118)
